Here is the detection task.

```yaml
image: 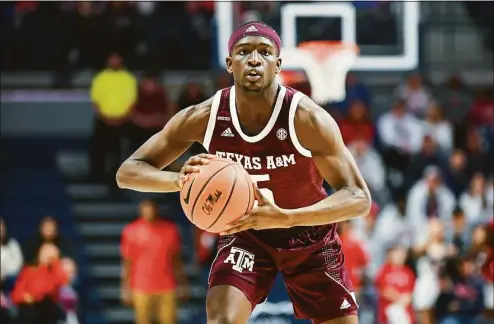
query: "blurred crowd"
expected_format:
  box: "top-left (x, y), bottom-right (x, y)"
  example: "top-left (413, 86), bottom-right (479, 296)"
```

top-left (0, 1), bottom-right (215, 71)
top-left (1, 217), bottom-right (78, 324)
top-left (331, 74), bottom-right (494, 324)
top-left (85, 48), bottom-right (494, 324)
top-left (0, 1), bottom-right (399, 72)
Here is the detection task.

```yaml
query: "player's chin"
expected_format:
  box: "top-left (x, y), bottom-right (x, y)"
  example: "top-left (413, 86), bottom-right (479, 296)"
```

top-left (242, 81), bottom-right (263, 92)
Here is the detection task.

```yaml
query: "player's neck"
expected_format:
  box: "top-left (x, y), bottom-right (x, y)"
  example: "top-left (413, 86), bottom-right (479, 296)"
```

top-left (234, 82), bottom-right (280, 118)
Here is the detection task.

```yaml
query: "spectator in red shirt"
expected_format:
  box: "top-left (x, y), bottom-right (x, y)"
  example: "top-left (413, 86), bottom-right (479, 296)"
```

top-left (339, 99), bottom-right (375, 145)
top-left (469, 88), bottom-right (494, 128)
top-left (339, 221), bottom-right (369, 298)
top-left (127, 72), bottom-right (175, 152)
top-left (12, 243), bottom-right (68, 324)
top-left (375, 245), bottom-right (416, 324)
top-left (177, 80), bottom-right (208, 112)
top-left (120, 199), bottom-right (189, 324)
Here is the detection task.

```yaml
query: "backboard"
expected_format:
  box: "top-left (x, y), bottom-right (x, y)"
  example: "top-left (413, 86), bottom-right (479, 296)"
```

top-left (214, 1), bottom-right (420, 71)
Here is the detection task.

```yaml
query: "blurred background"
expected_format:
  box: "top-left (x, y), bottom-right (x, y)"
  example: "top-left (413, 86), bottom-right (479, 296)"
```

top-left (1, 1), bottom-right (493, 324)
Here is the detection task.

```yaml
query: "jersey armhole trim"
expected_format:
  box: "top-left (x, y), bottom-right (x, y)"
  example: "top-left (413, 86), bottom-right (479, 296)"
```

top-left (288, 92), bottom-right (312, 158)
top-left (202, 90), bottom-right (223, 152)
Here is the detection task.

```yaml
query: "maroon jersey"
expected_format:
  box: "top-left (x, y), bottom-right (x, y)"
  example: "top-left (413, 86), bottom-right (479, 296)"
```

top-left (203, 85), bottom-right (337, 249)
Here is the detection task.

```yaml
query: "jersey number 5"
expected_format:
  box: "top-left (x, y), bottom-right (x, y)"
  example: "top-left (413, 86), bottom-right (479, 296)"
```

top-left (249, 174), bottom-right (275, 206)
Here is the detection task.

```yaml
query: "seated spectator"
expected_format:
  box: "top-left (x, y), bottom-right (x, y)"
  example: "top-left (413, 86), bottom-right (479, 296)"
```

top-left (12, 243), bottom-right (69, 324)
top-left (1, 218), bottom-right (22, 324)
top-left (437, 75), bottom-right (473, 124)
top-left (404, 136), bottom-right (444, 191)
top-left (378, 100), bottom-right (423, 179)
top-left (394, 73), bottom-right (433, 118)
top-left (442, 150), bottom-right (469, 198)
top-left (436, 76), bottom-right (472, 148)
top-left (0, 290), bottom-right (12, 324)
top-left (127, 72), bottom-right (175, 152)
top-left (333, 73), bottom-right (372, 115)
top-left (102, 2), bottom-right (140, 65)
top-left (73, 2), bottom-right (108, 70)
top-left (339, 100), bottom-right (375, 145)
top-left (23, 216), bottom-right (75, 265)
top-left (406, 166), bottom-right (456, 233)
top-left (413, 219), bottom-right (456, 324)
top-left (459, 173), bottom-right (493, 227)
top-left (435, 256), bottom-right (485, 324)
top-left (177, 80), bottom-right (208, 111)
top-left (370, 192), bottom-right (414, 276)
top-left (464, 129), bottom-right (492, 177)
top-left (467, 225), bottom-right (490, 267)
top-left (348, 140), bottom-right (386, 204)
top-left (1, 218), bottom-right (23, 281)
top-left (121, 200), bottom-right (190, 324)
top-left (339, 221), bottom-right (369, 300)
top-left (89, 53), bottom-right (137, 183)
top-left (375, 245), bottom-right (415, 324)
top-left (469, 87), bottom-right (494, 128)
top-left (480, 223), bottom-right (494, 319)
top-left (447, 207), bottom-right (470, 256)
top-left (422, 102), bottom-right (454, 153)
top-left (58, 258), bottom-right (78, 322)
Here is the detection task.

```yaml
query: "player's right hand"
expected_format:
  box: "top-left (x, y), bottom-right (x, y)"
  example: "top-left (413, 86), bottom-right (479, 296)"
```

top-left (178, 154), bottom-right (216, 188)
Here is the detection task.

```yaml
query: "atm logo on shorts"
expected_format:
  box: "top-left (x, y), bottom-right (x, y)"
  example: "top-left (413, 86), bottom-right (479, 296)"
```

top-left (224, 247), bottom-right (255, 273)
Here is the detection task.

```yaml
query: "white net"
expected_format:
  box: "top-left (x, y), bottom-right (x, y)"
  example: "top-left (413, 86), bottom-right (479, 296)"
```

top-left (278, 42), bottom-right (358, 104)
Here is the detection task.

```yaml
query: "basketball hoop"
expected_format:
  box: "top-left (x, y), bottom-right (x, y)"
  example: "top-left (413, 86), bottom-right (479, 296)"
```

top-left (278, 41), bottom-right (359, 104)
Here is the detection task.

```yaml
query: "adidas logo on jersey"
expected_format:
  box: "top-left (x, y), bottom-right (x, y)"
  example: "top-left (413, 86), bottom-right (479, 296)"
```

top-left (245, 25), bottom-right (258, 33)
top-left (221, 128), bottom-right (234, 137)
top-left (340, 298), bottom-right (351, 310)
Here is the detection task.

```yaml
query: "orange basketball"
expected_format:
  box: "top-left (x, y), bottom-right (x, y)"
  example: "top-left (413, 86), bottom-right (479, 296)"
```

top-left (180, 157), bottom-right (255, 233)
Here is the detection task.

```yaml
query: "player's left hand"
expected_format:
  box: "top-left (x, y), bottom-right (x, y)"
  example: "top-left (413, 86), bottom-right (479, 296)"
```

top-left (220, 185), bottom-right (291, 235)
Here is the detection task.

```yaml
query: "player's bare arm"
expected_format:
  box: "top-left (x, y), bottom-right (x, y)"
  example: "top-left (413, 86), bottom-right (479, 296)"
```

top-left (222, 96), bottom-right (371, 234)
top-left (116, 98), bottom-right (215, 192)
top-left (286, 96), bottom-right (372, 225)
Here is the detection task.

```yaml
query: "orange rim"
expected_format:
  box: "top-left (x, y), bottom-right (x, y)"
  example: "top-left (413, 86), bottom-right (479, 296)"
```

top-left (297, 41), bottom-right (359, 61)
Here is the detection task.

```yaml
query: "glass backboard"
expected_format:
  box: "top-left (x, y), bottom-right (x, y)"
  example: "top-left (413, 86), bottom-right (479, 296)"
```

top-left (214, 1), bottom-right (420, 71)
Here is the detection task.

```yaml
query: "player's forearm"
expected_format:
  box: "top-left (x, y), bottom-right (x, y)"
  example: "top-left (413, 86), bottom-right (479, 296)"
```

top-left (285, 186), bottom-right (371, 227)
top-left (116, 160), bottom-right (180, 192)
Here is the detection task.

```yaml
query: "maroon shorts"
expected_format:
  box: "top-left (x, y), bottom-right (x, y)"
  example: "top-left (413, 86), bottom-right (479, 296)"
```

top-left (208, 230), bottom-right (358, 323)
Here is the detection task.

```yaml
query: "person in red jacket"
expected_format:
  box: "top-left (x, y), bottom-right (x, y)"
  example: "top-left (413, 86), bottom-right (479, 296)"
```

top-left (375, 245), bottom-right (416, 324)
top-left (469, 87), bottom-right (494, 128)
top-left (339, 99), bottom-right (375, 145)
top-left (12, 243), bottom-right (68, 324)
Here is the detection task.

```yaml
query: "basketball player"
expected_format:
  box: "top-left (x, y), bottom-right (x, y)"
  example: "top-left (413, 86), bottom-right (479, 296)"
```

top-left (117, 22), bottom-right (371, 324)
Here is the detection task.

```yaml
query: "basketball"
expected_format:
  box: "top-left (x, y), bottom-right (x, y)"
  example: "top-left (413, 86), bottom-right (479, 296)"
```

top-left (180, 157), bottom-right (255, 233)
